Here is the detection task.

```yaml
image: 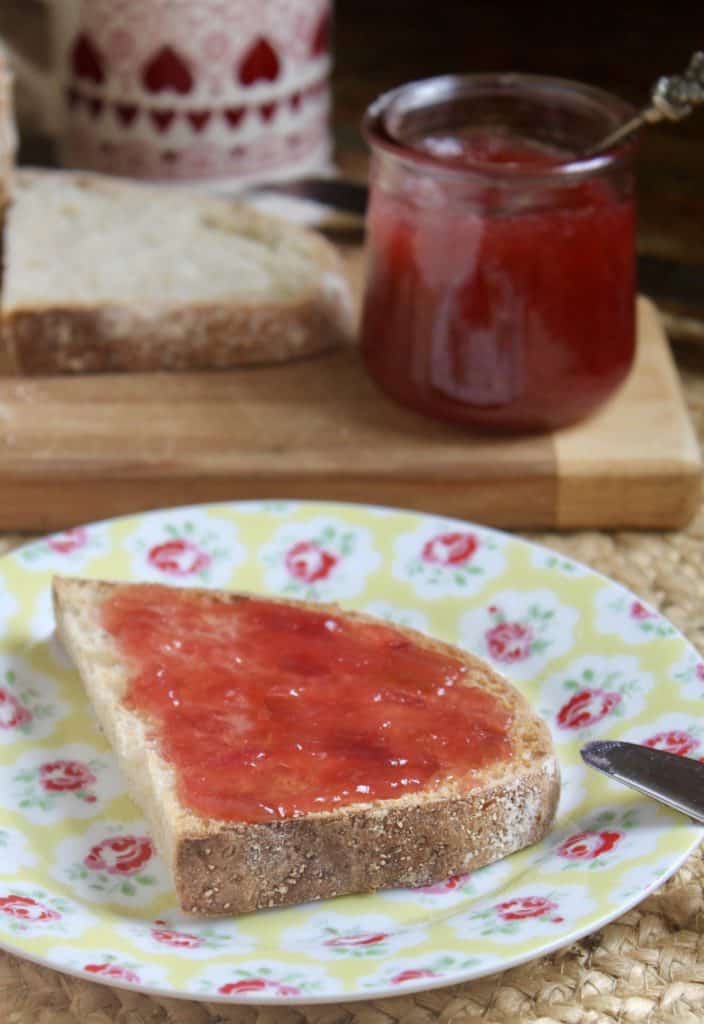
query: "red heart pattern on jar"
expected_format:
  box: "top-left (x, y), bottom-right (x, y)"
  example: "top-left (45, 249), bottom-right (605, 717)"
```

top-left (71, 33), bottom-right (105, 85)
top-left (142, 47), bottom-right (194, 95)
top-left (311, 12), bottom-right (331, 57)
top-left (238, 38), bottom-right (281, 86)
top-left (59, 2), bottom-right (333, 184)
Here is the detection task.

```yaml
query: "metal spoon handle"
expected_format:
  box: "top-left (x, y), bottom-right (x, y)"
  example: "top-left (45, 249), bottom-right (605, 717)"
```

top-left (583, 50), bottom-right (704, 157)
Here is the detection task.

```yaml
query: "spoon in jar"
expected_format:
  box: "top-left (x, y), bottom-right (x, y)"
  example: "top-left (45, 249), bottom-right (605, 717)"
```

top-left (248, 53), bottom-right (704, 220)
top-left (582, 50), bottom-right (704, 157)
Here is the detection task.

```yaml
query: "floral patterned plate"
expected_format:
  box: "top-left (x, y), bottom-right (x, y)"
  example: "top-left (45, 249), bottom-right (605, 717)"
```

top-left (0, 499), bottom-right (701, 1005)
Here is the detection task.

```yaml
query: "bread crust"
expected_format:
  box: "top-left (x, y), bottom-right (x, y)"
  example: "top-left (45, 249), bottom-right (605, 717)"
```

top-left (53, 576), bottom-right (560, 916)
top-left (176, 768), bottom-right (558, 915)
top-left (4, 170), bottom-right (356, 375)
top-left (6, 295), bottom-right (353, 374)
top-left (0, 51), bottom-right (14, 210)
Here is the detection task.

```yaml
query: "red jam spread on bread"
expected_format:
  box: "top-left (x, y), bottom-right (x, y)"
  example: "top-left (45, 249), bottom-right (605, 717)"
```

top-left (102, 586), bottom-right (512, 823)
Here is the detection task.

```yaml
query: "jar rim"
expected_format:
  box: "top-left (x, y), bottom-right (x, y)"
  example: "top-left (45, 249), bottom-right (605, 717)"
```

top-left (363, 72), bottom-right (638, 183)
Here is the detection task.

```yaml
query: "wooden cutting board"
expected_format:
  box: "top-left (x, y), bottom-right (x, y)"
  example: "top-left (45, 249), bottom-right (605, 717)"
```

top-left (0, 289), bottom-right (698, 533)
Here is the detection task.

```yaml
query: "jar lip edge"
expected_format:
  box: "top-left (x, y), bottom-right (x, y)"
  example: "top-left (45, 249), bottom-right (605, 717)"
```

top-left (363, 72), bottom-right (638, 182)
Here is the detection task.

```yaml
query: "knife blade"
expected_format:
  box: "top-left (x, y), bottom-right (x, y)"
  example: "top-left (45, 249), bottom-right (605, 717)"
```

top-left (246, 176), bottom-right (369, 216)
top-left (581, 740), bottom-right (704, 824)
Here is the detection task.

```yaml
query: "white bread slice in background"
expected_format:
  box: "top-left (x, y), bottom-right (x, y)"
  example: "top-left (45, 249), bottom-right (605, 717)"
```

top-left (53, 576), bottom-right (560, 917)
top-left (0, 49), bottom-right (15, 215)
top-left (3, 170), bottom-right (355, 374)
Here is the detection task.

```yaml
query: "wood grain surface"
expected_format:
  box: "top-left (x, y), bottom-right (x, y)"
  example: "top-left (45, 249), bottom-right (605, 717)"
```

top-left (0, 0), bottom-right (701, 531)
top-left (0, 296), bottom-right (697, 532)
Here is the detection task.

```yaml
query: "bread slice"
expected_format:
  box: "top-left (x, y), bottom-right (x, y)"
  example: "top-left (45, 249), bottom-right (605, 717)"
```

top-left (53, 576), bottom-right (559, 917)
top-left (0, 49), bottom-right (15, 216)
top-left (3, 170), bottom-right (355, 374)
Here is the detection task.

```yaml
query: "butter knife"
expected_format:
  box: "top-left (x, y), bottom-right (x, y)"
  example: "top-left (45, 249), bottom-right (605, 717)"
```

top-left (247, 176), bottom-right (368, 216)
top-left (581, 740), bottom-right (704, 824)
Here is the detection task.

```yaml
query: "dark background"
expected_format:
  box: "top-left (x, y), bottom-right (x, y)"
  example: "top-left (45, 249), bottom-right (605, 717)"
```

top-left (334, 1), bottom-right (704, 267)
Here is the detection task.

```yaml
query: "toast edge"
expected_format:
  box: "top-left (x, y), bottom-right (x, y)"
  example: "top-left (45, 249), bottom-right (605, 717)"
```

top-left (175, 756), bottom-right (560, 915)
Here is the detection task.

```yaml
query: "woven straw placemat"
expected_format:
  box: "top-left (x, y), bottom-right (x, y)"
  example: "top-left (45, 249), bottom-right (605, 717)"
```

top-left (1, 359), bottom-right (703, 1024)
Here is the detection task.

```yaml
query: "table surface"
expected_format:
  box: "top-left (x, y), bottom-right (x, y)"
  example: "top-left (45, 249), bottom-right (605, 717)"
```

top-left (1, 3), bottom-right (704, 1020)
top-left (1, 376), bottom-right (703, 1023)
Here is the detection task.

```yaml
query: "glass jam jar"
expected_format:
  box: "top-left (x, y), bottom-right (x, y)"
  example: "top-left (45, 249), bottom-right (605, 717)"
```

top-left (361, 74), bottom-right (637, 433)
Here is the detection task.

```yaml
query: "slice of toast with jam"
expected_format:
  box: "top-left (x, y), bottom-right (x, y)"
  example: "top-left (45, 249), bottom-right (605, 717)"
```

top-left (53, 576), bottom-right (559, 916)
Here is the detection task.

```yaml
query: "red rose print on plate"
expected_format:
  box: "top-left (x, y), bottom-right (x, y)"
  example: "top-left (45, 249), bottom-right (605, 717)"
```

top-left (460, 590), bottom-right (577, 680)
top-left (394, 520), bottom-right (506, 598)
top-left (557, 830), bottom-right (623, 860)
top-left (496, 896), bottom-right (560, 922)
top-left (285, 540), bottom-right (338, 583)
top-left (382, 864), bottom-right (519, 908)
top-left (219, 978), bottom-right (301, 997)
top-left (262, 517), bottom-right (380, 600)
top-left (595, 585), bottom-right (676, 643)
top-left (128, 514), bottom-right (244, 587)
top-left (147, 539), bottom-right (211, 577)
top-left (8, 744), bottom-right (117, 820)
top-left (21, 524), bottom-right (107, 572)
top-left (58, 821), bottom-right (169, 904)
top-left (417, 874), bottom-right (468, 895)
top-left (84, 835), bottom-right (153, 875)
top-left (543, 655), bottom-right (652, 736)
top-left (391, 968), bottom-right (439, 985)
top-left (361, 954), bottom-right (483, 991)
top-left (486, 621), bottom-right (534, 664)
top-left (324, 931), bottom-right (389, 949)
top-left (0, 894), bottom-right (60, 923)
top-left (366, 952), bottom-right (486, 989)
top-left (557, 688), bottom-right (621, 730)
top-left (115, 915), bottom-right (237, 957)
top-left (0, 662), bottom-right (67, 743)
top-left (421, 531), bottom-right (478, 567)
top-left (552, 805), bottom-right (662, 876)
top-left (0, 689), bottom-right (31, 730)
top-left (40, 760), bottom-right (96, 793)
top-left (195, 958), bottom-right (329, 997)
top-left (85, 962), bottom-right (140, 984)
top-left (151, 922), bottom-right (202, 949)
top-left (630, 601), bottom-right (656, 621)
top-left (280, 913), bottom-right (419, 960)
top-left (671, 651), bottom-right (704, 700)
top-left (645, 730), bottom-right (699, 757)
top-left (48, 528), bottom-right (88, 555)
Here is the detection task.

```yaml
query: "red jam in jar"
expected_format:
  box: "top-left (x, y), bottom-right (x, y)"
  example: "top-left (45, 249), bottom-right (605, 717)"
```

top-left (102, 584), bottom-right (512, 824)
top-left (361, 75), bottom-right (637, 432)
